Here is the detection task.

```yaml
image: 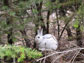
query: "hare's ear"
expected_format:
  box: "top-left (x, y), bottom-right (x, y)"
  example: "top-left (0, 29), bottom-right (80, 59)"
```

top-left (40, 29), bottom-right (43, 35)
top-left (37, 29), bottom-right (40, 35)
top-left (37, 29), bottom-right (43, 35)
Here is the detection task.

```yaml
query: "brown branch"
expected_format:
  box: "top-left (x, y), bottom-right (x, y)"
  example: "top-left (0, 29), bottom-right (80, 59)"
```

top-left (58, 13), bottom-right (76, 40)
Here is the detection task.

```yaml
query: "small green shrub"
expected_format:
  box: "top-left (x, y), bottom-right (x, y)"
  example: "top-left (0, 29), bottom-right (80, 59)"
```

top-left (0, 45), bottom-right (42, 62)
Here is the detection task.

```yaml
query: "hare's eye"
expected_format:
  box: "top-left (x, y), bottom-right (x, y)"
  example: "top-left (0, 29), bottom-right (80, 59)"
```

top-left (38, 37), bottom-right (40, 38)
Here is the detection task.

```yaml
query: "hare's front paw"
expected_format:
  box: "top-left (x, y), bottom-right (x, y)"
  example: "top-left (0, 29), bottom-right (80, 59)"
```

top-left (39, 48), bottom-right (54, 51)
top-left (39, 48), bottom-right (46, 51)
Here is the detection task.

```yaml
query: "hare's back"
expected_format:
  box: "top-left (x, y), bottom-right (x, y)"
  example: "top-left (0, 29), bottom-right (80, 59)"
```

top-left (43, 34), bottom-right (57, 41)
top-left (43, 34), bottom-right (53, 38)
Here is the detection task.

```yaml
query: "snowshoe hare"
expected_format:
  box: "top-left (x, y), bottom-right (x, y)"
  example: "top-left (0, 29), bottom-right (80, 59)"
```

top-left (35, 29), bottom-right (58, 51)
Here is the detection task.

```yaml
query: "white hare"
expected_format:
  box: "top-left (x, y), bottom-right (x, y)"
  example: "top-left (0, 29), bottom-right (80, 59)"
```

top-left (35, 29), bottom-right (58, 51)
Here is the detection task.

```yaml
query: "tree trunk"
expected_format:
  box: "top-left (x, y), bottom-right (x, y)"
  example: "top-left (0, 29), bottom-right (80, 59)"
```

top-left (3, 0), bottom-right (13, 7)
top-left (36, 2), bottom-right (47, 34)
top-left (6, 17), bottom-right (13, 44)
top-left (56, 9), bottom-right (60, 38)
top-left (20, 30), bottom-right (31, 47)
top-left (46, 11), bottom-right (50, 34)
top-left (3, 0), bottom-right (14, 44)
top-left (76, 24), bottom-right (82, 47)
top-left (66, 25), bottom-right (73, 40)
top-left (3, 0), bottom-right (9, 6)
top-left (7, 29), bottom-right (13, 44)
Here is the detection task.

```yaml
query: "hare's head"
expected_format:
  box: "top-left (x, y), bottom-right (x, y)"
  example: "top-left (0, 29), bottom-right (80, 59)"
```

top-left (35, 29), bottom-right (43, 44)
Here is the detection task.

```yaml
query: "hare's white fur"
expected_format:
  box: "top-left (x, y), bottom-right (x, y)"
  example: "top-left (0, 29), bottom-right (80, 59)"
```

top-left (35, 29), bottom-right (58, 51)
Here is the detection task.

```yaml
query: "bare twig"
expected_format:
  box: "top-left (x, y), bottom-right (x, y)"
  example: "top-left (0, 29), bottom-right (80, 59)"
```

top-left (71, 50), bottom-right (81, 63)
top-left (51, 53), bottom-right (65, 63)
top-left (36, 47), bottom-right (84, 62)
